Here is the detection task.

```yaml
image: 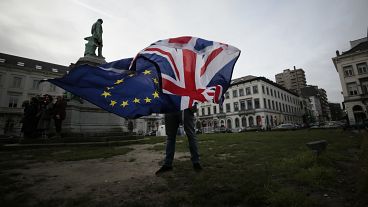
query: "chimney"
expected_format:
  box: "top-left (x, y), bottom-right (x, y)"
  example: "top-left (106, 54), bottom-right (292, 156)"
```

top-left (293, 66), bottom-right (296, 70)
top-left (336, 50), bottom-right (340, 56)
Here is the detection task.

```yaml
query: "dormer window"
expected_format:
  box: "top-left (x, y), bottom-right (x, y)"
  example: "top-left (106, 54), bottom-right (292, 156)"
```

top-left (0, 58), bottom-right (5, 63)
top-left (17, 62), bottom-right (24, 66)
top-left (35, 65), bottom-right (42, 70)
top-left (52, 68), bottom-right (58, 72)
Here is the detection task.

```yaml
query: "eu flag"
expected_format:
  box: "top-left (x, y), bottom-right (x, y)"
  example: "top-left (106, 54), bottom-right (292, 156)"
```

top-left (48, 36), bottom-right (240, 119)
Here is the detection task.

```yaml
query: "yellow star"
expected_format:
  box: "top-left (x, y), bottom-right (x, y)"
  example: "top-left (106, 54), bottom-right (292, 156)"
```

top-left (106, 86), bottom-right (114, 90)
top-left (120, 100), bottom-right (129, 108)
top-left (153, 78), bottom-right (159, 84)
top-left (152, 91), bottom-right (159, 98)
top-left (101, 91), bottom-right (111, 98)
top-left (144, 97), bottom-right (152, 103)
top-left (143, 70), bottom-right (152, 75)
top-left (114, 79), bottom-right (124, 84)
top-left (133, 98), bottom-right (140, 104)
top-left (110, 100), bottom-right (117, 106)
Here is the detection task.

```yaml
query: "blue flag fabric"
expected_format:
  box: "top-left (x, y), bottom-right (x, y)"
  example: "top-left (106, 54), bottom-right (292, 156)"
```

top-left (48, 36), bottom-right (240, 119)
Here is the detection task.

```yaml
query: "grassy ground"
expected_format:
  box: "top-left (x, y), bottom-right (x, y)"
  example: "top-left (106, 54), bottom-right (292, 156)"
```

top-left (0, 129), bottom-right (367, 207)
top-left (149, 129), bottom-right (368, 207)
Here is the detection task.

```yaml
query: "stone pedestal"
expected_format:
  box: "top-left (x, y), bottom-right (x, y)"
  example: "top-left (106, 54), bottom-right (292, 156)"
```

top-left (62, 56), bottom-right (127, 136)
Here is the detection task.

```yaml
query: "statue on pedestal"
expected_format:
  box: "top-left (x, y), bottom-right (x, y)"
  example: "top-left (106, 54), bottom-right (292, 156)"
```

top-left (84, 19), bottom-right (104, 58)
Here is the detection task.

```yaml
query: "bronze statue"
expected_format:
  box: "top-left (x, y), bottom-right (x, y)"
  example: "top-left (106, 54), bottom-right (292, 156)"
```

top-left (84, 19), bottom-right (104, 58)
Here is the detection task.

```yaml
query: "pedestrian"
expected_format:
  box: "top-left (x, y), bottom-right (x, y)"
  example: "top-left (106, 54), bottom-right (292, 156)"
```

top-left (156, 107), bottom-right (202, 175)
top-left (21, 98), bottom-right (38, 139)
top-left (52, 96), bottom-right (67, 138)
top-left (37, 94), bottom-right (54, 139)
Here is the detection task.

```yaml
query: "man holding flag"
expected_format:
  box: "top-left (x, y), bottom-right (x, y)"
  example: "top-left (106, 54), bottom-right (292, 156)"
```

top-left (48, 36), bottom-right (240, 174)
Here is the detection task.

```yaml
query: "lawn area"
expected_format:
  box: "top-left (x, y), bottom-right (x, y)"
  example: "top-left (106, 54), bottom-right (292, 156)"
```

top-left (0, 129), bottom-right (367, 207)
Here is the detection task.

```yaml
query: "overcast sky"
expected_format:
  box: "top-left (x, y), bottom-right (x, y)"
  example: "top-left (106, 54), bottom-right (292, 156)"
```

top-left (0, 0), bottom-right (367, 103)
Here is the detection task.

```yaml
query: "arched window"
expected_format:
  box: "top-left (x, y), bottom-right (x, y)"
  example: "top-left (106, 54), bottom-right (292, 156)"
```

top-left (241, 117), bottom-right (247, 127)
top-left (248, 116), bottom-right (254, 127)
top-left (235, 118), bottom-right (240, 127)
top-left (227, 119), bottom-right (232, 129)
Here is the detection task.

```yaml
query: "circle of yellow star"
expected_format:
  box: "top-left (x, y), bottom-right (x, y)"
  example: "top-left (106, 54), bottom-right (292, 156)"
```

top-left (133, 98), bottom-right (140, 103)
top-left (114, 79), bottom-right (124, 84)
top-left (110, 100), bottom-right (117, 106)
top-left (152, 91), bottom-right (159, 98)
top-left (101, 91), bottom-right (111, 98)
top-left (143, 70), bottom-right (152, 75)
top-left (144, 97), bottom-right (152, 103)
top-left (120, 100), bottom-right (129, 108)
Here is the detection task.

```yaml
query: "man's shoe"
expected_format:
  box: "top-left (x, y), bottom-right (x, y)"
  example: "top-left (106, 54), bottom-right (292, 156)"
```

top-left (193, 163), bottom-right (203, 172)
top-left (155, 165), bottom-right (173, 175)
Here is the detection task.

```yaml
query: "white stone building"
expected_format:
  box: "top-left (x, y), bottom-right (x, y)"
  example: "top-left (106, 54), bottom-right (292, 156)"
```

top-left (196, 75), bottom-right (303, 132)
top-left (332, 37), bottom-right (368, 125)
top-left (0, 53), bottom-right (67, 135)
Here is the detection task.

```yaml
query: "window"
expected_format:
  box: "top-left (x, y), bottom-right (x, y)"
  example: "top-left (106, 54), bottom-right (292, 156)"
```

top-left (247, 99), bottom-right (253, 109)
top-left (8, 96), bottom-right (19, 108)
top-left (0, 58), bottom-right (5, 63)
top-left (361, 79), bottom-right (368, 94)
top-left (202, 108), bottom-right (205, 115)
top-left (35, 65), bottom-right (42, 70)
top-left (49, 84), bottom-right (56, 92)
top-left (254, 98), bottom-right (260, 109)
top-left (278, 91), bottom-right (280, 98)
top-left (234, 102), bottom-right (239, 111)
top-left (240, 100), bottom-right (246, 110)
top-left (233, 90), bottom-right (238, 98)
top-left (52, 68), bottom-right (59, 72)
top-left (357, 63), bottom-right (367, 74)
top-left (245, 87), bottom-right (251, 95)
top-left (32, 80), bottom-right (41, 90)
top-left (266, 87), bottom-right (269, 95)
top-left (263, 98), bottom-right (267, 109)
top-left (11, 77), bottom-right (22, 88)
top-left (17, 62), bottom-right (24, 66)
top-left (239, 88), bottom-right (244, 96)
top-left (219, 104), bottom-right (223, 113)
top-left (268, 100), bottom-right (271, 110)
top-left (275, 101), bottom-right (278, 111)
top-left (270, 89), bottom-right (273, 96)
top-left (226, 103), bottom-right (231, 112)
top-left (252, 85), bottom-right (258, 94)
top-left (272, 101), bottom-right (275, 110)
top-left (213, 106), bottom-right (217, 114)
top-left (207, 107), bottom-right (211, 115)
top-left (262, 85), bottom-right (265, 94)
top-left (347, 82), bottom-right (358, 96)
top-left (281, 93), bottom-right (284, 100)
top-left (235, 118), bottom-right (240, 128)
top-left (225, 92), bottom-right (230, 99)
top-left (343, 65), bottom-right (354, 77)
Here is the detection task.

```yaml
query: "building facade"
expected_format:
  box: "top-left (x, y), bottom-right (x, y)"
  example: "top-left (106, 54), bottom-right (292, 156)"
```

top-left (332, 37), bottom-right (368, 125)
top-left (197, 76), bottom-right (303, 132)
top-left (300, 86), bottom-right (331, 123)
top-left (275, 66), bottom-right (307, 94)
top-left (0, 53), bottom-right (68, 135)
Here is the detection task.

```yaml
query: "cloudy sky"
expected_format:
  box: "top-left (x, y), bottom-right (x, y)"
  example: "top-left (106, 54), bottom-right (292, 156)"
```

top-left (0, 0), bottom-right (367, 103)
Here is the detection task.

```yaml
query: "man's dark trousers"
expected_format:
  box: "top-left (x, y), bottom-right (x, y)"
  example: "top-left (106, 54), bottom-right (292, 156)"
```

top-left (164, 108), bottom-right (199, 166)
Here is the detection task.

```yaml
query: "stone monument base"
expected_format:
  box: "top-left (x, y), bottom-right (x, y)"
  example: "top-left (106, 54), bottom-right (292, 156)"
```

top-left (62, 55), bottom-right (127, 136)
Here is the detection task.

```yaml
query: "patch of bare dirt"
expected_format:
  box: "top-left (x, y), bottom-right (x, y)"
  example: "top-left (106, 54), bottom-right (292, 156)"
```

top-left (10, 144), bottom-right (190, 205)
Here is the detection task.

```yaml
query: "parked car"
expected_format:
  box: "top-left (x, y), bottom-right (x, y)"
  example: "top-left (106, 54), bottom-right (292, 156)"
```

top-left (145, 130), bottom-right (156, 136)
top-left (272, 123), bottom-right (295, 131)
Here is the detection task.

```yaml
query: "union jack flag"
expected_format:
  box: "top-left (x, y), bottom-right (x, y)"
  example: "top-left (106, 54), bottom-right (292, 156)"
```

top-left (135, 36), bottom-right (241, 110)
